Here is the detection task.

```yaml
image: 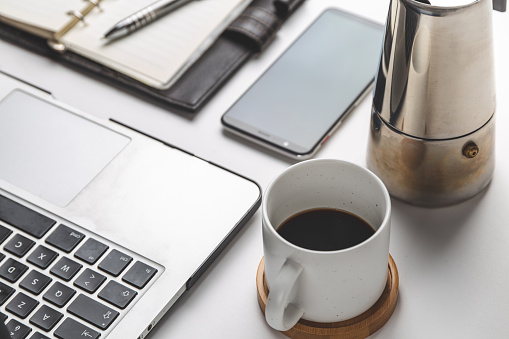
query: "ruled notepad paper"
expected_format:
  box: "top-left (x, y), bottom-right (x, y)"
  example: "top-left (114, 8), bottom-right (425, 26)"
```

top-left (0, 0), bottom-right (83, 37)
top-left (0, 0), bottom-right (251, 89)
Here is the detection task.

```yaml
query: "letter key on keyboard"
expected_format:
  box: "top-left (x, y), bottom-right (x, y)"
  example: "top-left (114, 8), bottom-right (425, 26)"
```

top-left (19, 270), bottom-right (53, 295)
top-left (26, 245), bottom-right (59, 269)
top-left (4, 234), bottom-right (35, 257)
top-left (0, 258), bottom-right (28, 283)
top-left (43, 282), bottom-right (76, 308)
top-left (50, 257), bottom-right (82, 281)
top-left (29, 304), bottom-right (64, 332)
top-left (6, 292), bottom-right (39, 319)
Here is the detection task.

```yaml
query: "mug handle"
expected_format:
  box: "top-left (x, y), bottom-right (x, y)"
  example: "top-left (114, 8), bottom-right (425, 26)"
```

top-left (265, 259), bottom-right (305, 331)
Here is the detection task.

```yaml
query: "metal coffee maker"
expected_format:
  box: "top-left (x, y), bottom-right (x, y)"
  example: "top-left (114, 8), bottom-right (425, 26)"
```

top-left (367, 0), bottom-right (506, 207)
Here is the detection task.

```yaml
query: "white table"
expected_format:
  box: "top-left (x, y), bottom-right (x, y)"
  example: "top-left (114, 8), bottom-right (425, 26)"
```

top-left (1, 0), bottom-right (508, 338)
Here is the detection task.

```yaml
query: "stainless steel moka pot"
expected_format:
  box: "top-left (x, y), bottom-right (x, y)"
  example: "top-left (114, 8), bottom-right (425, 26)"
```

top-left (367, 0), bottom-right (506, 207)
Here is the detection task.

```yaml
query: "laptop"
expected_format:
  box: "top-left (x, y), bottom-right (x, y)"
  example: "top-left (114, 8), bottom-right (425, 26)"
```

top-left (0, 71), bottom-right (261, 339)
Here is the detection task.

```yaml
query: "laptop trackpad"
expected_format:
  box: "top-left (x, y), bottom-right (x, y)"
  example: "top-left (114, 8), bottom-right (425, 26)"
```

top-left (0, 90), bottom-right (130, 207)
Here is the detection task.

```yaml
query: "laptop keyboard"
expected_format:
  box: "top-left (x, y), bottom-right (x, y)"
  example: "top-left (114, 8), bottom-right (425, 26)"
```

top-left (0, 193), bottom-right (161, 338)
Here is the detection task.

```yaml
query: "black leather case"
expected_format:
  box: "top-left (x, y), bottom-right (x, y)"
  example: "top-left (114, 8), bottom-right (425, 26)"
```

top-left (0, 0), bottom-right (304, 112)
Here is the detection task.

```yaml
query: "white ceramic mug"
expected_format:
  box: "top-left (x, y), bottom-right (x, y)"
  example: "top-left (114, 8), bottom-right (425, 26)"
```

top-left (262, 159), bottom-right (391, 331)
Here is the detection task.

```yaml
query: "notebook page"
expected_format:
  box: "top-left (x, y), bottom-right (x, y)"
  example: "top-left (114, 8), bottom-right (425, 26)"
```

top-left (61, 0), bottom-right (250, 89)
top-left (0, 0), bottom-right (83, 36)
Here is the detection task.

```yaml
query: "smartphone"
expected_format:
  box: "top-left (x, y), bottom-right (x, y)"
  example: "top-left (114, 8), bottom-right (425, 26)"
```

top-left (221, 9), bottom-right (384, 159)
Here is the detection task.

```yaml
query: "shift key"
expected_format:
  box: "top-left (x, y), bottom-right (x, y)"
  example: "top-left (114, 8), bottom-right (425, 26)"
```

top-left (0, 194), bottom-right (56, 238)
top-left (67, 294), bottom-right (119, 330)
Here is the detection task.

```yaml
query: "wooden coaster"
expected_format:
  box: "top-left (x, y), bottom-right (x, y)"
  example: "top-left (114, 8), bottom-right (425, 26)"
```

top-left (256, 255), bottom-right (399, 339)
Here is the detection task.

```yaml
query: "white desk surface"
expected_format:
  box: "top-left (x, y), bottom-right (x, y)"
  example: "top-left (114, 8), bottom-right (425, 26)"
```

top-left (1, 0), bottom-right (509, 338)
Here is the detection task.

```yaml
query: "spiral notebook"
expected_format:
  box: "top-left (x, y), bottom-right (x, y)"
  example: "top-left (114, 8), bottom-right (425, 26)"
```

top-left (0, 0), bottom-right (251, 89)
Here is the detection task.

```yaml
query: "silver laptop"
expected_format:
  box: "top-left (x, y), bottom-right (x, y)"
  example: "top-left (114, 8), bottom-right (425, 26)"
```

top-left (0, 71), bottom-right (261, 339)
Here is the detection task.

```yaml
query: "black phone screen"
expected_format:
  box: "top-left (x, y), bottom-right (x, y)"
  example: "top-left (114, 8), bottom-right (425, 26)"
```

top-left (222, 9), bottom-right (383, 158)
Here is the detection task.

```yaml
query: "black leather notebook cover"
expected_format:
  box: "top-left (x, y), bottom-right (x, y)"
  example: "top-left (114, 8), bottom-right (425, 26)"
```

top-left (0, 0), bottom-right (304, 113)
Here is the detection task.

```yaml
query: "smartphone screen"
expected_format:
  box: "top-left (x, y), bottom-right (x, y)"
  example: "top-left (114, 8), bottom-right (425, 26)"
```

top-left (221, 9), bottom-right (383, 159)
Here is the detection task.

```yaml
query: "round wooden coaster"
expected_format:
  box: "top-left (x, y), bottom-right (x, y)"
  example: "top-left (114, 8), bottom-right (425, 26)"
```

top-left (256, 255), bottom-right (399, 339)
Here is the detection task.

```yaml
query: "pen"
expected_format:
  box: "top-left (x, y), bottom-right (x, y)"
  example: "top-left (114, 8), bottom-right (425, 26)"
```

top-left (103, 0), bottom-right (196, 40)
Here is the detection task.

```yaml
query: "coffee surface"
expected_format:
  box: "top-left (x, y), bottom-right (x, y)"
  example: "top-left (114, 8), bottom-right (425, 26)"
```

top-left (277, 208), bottom-right (375, 251)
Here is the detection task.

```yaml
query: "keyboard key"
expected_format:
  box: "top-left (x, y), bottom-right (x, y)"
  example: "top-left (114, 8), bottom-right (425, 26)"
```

top-left (50, 257), bottom-right (82, 281)
top-left (27, 245), bottom-right (59, 269)
top-left (45, 225), bottom-right (85, 253)
top-left (30, 332), bottom-right (51, 339)
top-left (0, 258), bottom-right (28, 283)
top-left (43, 282), bottom-right (76, 308)
top-left (0, 315), bottom-right (8, 339)
top-left (6, 292), bottom-right (39, 319)
top-left (54, 318), bottom-right (100, 339)
top-left (29, 305), bottom-right (63, 332)
top-left (19, 270), bottom-right (52, 295)
top-left (98, 280), bottom-right (137, 309)
top-left (74, 268), bottom-right (106, 294)
top-left (0, 281), bottom-right (15, 305)
top-left (4, 234), bottom-right (35, 257)
top-left (0, 319), bottom-right (6, 339)
top-left (98, 249), bottom-right (132, 277)
top-left (123, 261), bottom-right (158, 289)
top-left (0, 195), bottom-right (56, 239)
top-left (0, 225), bottom-right (13, 244)
top-left (0, 253), bottom-right (4, 262)
top-left (6, 318), bottom-right (32, 339)
top-left (74, 238), bottom-right (108, 265)
top-left (67, 294), bottom-right (119, 330)
top-left (0, 315), bottom-right (7, 339)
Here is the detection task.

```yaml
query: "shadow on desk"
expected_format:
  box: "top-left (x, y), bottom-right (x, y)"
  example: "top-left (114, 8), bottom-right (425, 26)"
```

top-left (391, 182), bottom-right (490, 256)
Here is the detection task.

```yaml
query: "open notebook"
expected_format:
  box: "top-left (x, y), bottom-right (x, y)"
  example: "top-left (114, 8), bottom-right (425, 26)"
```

top-left (0, 0), bottom-right (251, 89)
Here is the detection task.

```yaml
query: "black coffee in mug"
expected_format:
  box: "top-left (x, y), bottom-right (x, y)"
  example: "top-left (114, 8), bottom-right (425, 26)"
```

top-left (277, 208), bottom-right (375, 251)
